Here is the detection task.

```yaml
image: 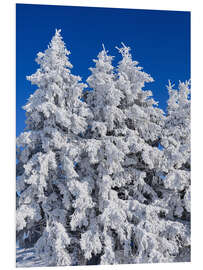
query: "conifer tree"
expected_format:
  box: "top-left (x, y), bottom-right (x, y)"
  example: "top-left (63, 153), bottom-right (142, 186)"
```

top-left (159, 80), bottom-right (191, 261)
top-left (81, 44), bottom-right (190, 264)
top-left (16, 30), bottom-right (92, 266)
top-left (77, 45), bottom-right (178, 265)
top-left (114, 46), bottom-right (190, 264)
top-left (81, 47), bottom-right (131, 264)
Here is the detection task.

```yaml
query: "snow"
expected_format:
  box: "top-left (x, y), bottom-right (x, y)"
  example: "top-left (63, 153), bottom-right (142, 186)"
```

top-left (16, 246), bottom-right (46, 267)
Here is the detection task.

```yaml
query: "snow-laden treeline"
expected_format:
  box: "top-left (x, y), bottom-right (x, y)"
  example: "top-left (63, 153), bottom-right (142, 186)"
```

top-left (16, 30), bottom-right (190, 266)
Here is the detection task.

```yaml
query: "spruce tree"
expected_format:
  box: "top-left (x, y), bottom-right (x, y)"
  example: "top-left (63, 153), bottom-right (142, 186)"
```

top-left (16, 30), bottom-right (92, 266)
top-left (114, 45), bottom-right (190, 264)
top-left (160, 80), bottom-right (191, 261)
top-left (78, 45), bottom-right (179, 265)
top-left (83, 47), bottom-right (131, 264)
top-left (82, 44), bottom-right (190, 264)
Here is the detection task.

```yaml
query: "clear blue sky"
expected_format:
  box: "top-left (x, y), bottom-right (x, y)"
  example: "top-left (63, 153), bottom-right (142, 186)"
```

top-left (16, 4), bottom-right (190, 136)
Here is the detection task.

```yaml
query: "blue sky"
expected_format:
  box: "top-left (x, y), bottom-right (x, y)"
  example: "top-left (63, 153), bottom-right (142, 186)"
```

top-left (16, 4), bottom-right (190, 136)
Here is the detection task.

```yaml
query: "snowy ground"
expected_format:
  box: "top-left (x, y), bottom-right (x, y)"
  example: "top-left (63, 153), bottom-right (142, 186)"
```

top-left (16, 246), bottom-right (46, 268)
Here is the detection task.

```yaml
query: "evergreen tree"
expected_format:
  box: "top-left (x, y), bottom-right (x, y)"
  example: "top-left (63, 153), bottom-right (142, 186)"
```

top-left (114, 46), bottom-right (190, 264)
top-left (77, 44), bottom-right (188, 265)
top-left (81, 47), bottom-right (131, 264)
top-left (159, 80), bottom-right (191, 261)
top-left (111, 44), bottom-right (184, 264)
top-left (16, 30), bottom-right (92, 266)
top-left (81, 44), bottom-right (190, 264)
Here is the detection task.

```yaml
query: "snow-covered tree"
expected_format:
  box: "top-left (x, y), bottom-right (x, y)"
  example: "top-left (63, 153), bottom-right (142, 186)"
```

top-left (159, 80), bottom-right (191, 261)
top-left (16, 29), bottom-right (92, 266)
top-left (81, 47), bottom-right (132, 264)
top-left (75, 45), bottom-right (173, 265)
top-left (80, 44), bottom-right (190, 265)
top-left (110, 44), bottom-right (186, 264)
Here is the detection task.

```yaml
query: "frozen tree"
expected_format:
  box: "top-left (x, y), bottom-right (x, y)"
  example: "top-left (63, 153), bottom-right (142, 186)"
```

top-left (71, 47), bottom-right (129, 265)
top-left (79, 44), bottom-right (190, 265)
top-left (75, 45), bottom-right (177, 265)
top-left (16, 29), bottom-right (92, 266)
top-left (110, 44), bottom-right (189, 264)
top-left (159, 80), bottom-right (191, 261)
